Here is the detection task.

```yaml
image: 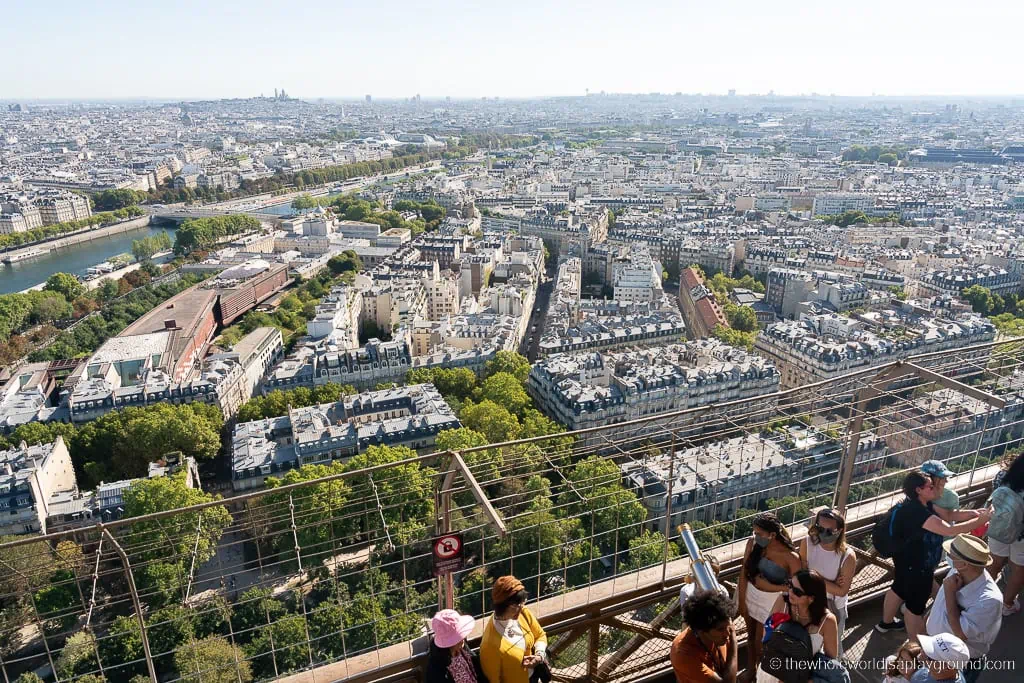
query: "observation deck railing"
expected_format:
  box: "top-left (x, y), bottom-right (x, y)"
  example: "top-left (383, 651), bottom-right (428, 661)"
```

top-left (0, 337), bottom-right (1020, 683)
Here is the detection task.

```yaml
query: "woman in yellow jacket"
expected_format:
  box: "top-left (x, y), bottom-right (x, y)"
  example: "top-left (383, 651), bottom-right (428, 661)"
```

top-left (479, 576), bottom-right (549, 683)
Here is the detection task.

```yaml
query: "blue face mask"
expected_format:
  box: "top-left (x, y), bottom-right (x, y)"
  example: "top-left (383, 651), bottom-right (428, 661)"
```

top-left (754, 535), bottom-right (771, 548)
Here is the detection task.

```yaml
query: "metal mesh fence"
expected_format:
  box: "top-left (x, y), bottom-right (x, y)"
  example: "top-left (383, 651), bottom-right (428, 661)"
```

top-left (0, 338), bottom-right (1019, 683)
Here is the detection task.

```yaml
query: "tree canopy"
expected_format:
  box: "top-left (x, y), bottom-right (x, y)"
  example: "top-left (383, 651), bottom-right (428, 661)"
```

top-left (327, 250), bottom-right (362, 275)
top-left (123, 472), bottom-right (232, 607)
top-left (174, 215), bottom-right (262, 254)
top-left (44, 272), bottom-right (85, 302)
top-left (484, 351), bottom-right (532, 383)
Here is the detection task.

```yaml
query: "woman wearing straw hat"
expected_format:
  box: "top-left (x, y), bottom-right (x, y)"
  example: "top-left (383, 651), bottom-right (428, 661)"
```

top-left (426, 609), bottom-right (488, 683)
top-left (479, 576), bottom-right (549, 683)
top-left (925, 535), bottom-right (1004, 683)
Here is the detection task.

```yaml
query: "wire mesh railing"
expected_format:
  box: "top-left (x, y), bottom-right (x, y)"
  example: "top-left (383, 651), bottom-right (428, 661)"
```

top-left (0, 338), bottom-right (1021, 683)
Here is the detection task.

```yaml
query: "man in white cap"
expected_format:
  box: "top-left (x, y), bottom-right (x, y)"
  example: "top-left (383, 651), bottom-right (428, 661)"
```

top-left (926, 535), bottom-right (1003, 683)
top-left (912, 633), bottom-right (971, 683)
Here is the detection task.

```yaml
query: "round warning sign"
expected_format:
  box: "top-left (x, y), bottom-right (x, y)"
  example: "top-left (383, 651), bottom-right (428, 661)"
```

top-left (434, 534), bottom-right (462, 560)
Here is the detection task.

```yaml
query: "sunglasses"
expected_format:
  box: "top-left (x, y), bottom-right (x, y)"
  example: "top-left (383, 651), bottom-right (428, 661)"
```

top-left (787, 581), bottom-right (806, 597)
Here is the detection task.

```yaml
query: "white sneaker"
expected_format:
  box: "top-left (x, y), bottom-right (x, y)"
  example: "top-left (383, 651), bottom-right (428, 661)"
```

top-left (1002, 598), bottom-right (1020, 616)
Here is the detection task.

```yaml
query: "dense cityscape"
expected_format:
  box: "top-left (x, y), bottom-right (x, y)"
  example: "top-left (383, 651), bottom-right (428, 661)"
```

top-left (1, 88), bottom-right (1024, 683)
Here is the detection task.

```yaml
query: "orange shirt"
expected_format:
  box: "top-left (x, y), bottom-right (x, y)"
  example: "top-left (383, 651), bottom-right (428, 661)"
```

top-left (670, 627), bottom-right (727, 683)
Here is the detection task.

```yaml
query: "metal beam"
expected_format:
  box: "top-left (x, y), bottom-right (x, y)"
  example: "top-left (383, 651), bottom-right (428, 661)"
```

top-left (450, 451), bottom-right (508, 537)
top-left (906, 362), bottom-right (1007, 409)
top-left (835, 362), bottom-right (928, 514)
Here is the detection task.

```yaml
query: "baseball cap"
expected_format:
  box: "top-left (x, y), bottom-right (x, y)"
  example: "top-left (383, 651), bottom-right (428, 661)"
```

top-left (921, 460), bottom-right (954, 479)
top-left (918, 633), bottom-right (970, 664)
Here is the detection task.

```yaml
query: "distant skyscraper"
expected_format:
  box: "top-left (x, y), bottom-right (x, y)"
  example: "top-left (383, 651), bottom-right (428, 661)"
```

top-left (728, 89), bottom-right (736, 97)
top-left (365, 94), bottom-right (372, 103)
top-left (274, 88), bottom-right (278, 99)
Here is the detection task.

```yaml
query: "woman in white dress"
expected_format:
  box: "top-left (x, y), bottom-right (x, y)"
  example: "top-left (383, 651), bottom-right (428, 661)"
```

top-left (756, 569), bottom-right (839, 683)
top-left (800, 508), bottom-right (855, 657)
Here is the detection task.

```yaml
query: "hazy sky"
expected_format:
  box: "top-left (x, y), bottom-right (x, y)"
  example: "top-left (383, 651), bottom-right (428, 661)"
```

top-left (5, 0), bottom-right (1022, 100)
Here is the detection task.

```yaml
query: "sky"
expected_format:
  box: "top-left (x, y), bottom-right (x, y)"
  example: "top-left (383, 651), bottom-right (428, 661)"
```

top-left (4, 0), bottom-right (1023, 100)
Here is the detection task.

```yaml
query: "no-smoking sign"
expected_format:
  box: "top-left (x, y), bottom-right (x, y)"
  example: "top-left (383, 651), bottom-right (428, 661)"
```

top-left (432, 533), bottom-right (464, 576)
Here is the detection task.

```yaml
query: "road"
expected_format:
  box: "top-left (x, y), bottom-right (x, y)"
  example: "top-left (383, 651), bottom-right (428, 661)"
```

top-left (522, 260), bottom-right (557, 362)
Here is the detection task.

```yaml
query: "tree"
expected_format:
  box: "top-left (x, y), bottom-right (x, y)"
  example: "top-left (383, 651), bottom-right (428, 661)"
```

top-left (435, 427), bottom-right (502, 484)
top-left (92, 189), bottom-right (145, 211)
top-left (231, 588), bottom-right (288, 644)
top-left (291, 193), bottom-right (319, 210)
top-left (711, 324), bottom-right (756, 352)
top-left (33, 568), bottom-right (80, 635)
top-left (28, 291), bottom-right (72, 324)
top-left (623, 530), bottom-right (678, 572)
top-left (10, 421), bottom-right (76, 448)
top-left (484, 351), bottom-right (531, 383)
top-left (123, 402), bottom-right (223, 462)
top-left (98, 615), bottom-right (145, 682)
top-left (132, 232), bottom-right (172, 261)
top-left (459, 400), bottom-right (522, 444)
top-left (688, 520), bottom-right (729, 551)
top-left (406, 367), bottom-right (477, 401)
top-left (486, 494), bottom-right (583, 588)
top-left (479, 372), bottom-right (530, 417)
top-left (342, 446), bottom-right (435, 544)
top-left (264, 462), bottom-right (351, 563)
top-left (246, 615), bottom-right (311, 678)
top-left (123, 473), bottom-right (232, 607)
top-left (176, 636), bottom-right (252, 683)
top-left (72, 403), bottom-right (222, 485)
top-left (558, 456), bottom-right (647, 550)
top-left (55, 631), bottom-right (99, 680)
top-left (148, 604), bottom-right (196, 671)
top-left (727, 305), bottom-right (758, 333)
top-left (237, 383), bottom-right (356, 421)
top-left (44, 272), bottom-right (85, 302)
top-left (962, 285), bottom-right (994, 316)
top-left (878, 152), bottom-right (898, 166)
top-left (327, 250), bottom-right (362, 275)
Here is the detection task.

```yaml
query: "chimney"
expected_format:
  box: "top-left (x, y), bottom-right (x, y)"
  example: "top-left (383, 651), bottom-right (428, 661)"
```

top-left (164, 319), bottom-right (178, 329)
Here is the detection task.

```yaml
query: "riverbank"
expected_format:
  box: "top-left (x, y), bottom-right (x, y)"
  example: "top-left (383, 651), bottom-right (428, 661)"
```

top-left (83, 251), bottom-right (173, 290)
top-left (2, 215), bottom-right (153, 262)
top-left (0, 222), bottom-right (174, 295)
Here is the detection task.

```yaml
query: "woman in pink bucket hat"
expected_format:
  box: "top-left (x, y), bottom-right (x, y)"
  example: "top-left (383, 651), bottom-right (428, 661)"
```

top-left (425, 609), bottom-right (489, 683)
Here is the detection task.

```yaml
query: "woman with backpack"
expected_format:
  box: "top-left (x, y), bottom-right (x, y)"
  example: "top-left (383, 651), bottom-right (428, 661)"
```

top-left (800, 508), bottom-right (855, 657)
top-left (877, 471), bottom-right (992, 640)
top-left (757, 569), bottom-right (839, 683)
top-left (986, 451), bottom-right (1024, 616)
top-left (738, 513), bottom-right (801, 682)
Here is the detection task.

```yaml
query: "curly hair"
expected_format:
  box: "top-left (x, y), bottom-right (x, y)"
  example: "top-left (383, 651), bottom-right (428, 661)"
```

top-left (681, 589), bottom-right (736, 632)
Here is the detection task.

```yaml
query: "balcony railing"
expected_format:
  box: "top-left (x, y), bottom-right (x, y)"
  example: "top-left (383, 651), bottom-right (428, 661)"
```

top-left (0, 338), bottom-right (1020, 683)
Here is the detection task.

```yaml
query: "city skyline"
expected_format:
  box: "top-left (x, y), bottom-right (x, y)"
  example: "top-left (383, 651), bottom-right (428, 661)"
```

top-left (6, 0), bottom-right (1024, 100)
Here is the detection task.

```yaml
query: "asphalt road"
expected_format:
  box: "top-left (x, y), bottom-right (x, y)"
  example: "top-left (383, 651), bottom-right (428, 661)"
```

top-left (522, 261), bottom-right (557, 362)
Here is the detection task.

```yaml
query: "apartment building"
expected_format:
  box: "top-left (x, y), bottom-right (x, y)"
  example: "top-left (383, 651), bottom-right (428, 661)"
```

top-left (527, 341), bottom-right (778, 435)
top-left (621, 426), bottom-right (886, 531)
top-left (230, 383), bottom-right (459, 490)
top-left (877, 388), bottom-right (1024, 468)
top-left (678, 266), bottom-right (728, 339)
top-left (754, 313), bottom-right (996, 390)
top-left (0, 437), bottom-right (77, 536)
top-left (811, 193), bottom-right (875, 216)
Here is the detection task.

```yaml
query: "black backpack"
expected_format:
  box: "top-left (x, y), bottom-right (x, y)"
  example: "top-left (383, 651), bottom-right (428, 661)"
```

top-left (760, 619), bottom-right (814, 683)
top-left (872, 501), bottom-right (904, 559)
